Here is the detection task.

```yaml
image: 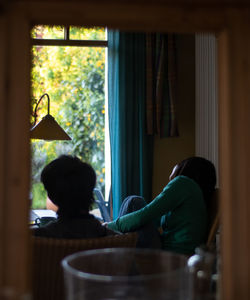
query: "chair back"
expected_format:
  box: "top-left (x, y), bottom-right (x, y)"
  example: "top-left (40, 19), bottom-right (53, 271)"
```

top-left (206, 188), bottom-right (220, 248)
top-left (32, 232), bottom-right (137, 300)
top-left (94, 188), bottom-right (111, 222)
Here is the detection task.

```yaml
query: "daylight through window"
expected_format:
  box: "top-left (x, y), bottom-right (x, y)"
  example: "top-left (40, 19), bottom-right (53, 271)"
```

top-left (30, 25), bottom-right (109, 209)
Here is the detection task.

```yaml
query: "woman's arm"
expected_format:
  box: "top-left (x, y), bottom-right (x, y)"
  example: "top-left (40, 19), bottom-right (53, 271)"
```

top-left (107, 176), bottom-right (187, 232)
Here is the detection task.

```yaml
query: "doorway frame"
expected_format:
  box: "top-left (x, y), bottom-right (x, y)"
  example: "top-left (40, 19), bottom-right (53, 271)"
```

top-left (1, 2), bottom-right (250, 300)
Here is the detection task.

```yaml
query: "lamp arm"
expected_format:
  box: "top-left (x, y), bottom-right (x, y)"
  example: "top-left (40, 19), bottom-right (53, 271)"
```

top-left (32, 93), bottom-right (50, 127)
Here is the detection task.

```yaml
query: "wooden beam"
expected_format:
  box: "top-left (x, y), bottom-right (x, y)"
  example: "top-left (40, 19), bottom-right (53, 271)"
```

top-left (0, 9), bottom-right (31, 299)
top-left (218, 8), bottom-right (250, 300)
top-left (0, 12), bottom-right (7, 294)
top-left (16, 1), bottom-right (226, 33)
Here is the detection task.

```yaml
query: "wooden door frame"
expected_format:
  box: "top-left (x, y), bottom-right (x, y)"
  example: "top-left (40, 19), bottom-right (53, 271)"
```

top-left (1, 2), bottom-right (250, 299)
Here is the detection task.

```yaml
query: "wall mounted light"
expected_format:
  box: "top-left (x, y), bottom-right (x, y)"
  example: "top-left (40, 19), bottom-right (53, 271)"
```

top-left (30, 93), bottom-right (71, 140)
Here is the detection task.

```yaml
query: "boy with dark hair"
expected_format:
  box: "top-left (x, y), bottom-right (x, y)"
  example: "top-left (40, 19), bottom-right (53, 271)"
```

top-left (34, 155), bottom-right (116, 238)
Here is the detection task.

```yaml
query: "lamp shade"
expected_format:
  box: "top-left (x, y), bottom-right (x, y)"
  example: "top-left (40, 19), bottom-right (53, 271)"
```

top-left (30, 114), bottom-right (71, 140)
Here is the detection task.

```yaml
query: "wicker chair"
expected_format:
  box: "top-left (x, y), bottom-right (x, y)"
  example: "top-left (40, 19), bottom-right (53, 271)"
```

top-left (31, 232), bottom-right (137, 300)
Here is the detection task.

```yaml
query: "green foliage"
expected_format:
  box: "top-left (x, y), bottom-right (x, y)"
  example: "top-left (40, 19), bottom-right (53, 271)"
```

top-left (31, 25), bottom-right (64, 39)
top-left (32, 183), bottom-right (47, 209)
top-left (69, 26), bottom-right (106, 40)
top-left (31, 27), bottom-right (106, 208)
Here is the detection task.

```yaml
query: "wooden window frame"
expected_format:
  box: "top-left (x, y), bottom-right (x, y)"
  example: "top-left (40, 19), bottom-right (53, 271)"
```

top-left (31, 25), bottom-right (108, 47)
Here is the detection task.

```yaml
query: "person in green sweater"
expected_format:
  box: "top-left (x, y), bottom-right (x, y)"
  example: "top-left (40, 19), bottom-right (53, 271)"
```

top-left (107, 156), bottom-right (216, 255)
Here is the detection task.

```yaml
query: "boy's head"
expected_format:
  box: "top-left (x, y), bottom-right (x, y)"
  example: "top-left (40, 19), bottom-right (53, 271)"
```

top-left (41, 155), bottom-right (96, 217)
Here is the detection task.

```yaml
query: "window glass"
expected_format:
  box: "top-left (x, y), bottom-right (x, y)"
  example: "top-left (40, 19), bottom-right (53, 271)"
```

top-left (31, 44), bottom-right (106, 208)
top-left (31, 25), bottom-right (65, 39)
top-left (69, 26), bottom-right (106, 40)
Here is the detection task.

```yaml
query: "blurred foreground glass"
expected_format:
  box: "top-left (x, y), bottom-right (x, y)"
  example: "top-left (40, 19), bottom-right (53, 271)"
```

top-left (62, 248), bottom-right (191, 300)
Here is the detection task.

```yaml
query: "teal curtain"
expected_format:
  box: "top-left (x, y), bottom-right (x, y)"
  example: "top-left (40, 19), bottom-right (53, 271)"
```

top-left (108, 31), bottom-right (154, 219)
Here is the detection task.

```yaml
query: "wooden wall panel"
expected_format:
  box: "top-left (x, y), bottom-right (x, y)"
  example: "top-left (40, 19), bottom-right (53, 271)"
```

top-left (0, 10), bottom-right (31, 299)
top-left (0, 13), bottom-right (7, 293)
top-left (218, 9), bottom-right (250, 300)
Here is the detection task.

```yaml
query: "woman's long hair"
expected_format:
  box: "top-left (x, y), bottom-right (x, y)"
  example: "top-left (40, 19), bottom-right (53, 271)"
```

top-left (173, 156), bottom-right (217, 207)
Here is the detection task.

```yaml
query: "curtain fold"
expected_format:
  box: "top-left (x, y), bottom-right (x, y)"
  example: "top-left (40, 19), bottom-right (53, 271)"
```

top-left (146, 33), bottom-right (179, 137)
top-left (108, 31), bottom-right (154, 219)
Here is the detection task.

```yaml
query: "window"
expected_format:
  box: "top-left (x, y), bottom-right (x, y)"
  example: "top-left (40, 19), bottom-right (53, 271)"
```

top-left (30, 25), bottom-right (110, 209)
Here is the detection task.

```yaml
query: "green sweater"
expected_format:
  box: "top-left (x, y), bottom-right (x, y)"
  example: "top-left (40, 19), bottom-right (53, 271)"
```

top-left (107, 176), bottom-right (208, 255)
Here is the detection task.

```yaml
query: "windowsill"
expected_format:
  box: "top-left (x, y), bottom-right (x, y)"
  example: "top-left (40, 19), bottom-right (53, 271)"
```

top-left (31, 208), bottom-right (102, 221)
top-left (32, 209), bottom-right (57, 218)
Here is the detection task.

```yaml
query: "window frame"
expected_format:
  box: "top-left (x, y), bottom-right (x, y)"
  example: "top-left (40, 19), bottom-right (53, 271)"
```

top-left (31, 25), bottom-right (108, 47)
top-left (31, 24), bottom-right (110, 213)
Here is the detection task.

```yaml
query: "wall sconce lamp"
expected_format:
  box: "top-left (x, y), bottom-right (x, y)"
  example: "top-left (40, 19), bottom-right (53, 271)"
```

top-left (30, 93), bottom-right (71, 140)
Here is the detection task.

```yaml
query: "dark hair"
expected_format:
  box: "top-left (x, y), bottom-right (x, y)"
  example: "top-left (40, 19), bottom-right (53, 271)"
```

top-left (41, 155), bottom-right (96, 218)
top-left (172, 156), bottom-right (217, 206)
